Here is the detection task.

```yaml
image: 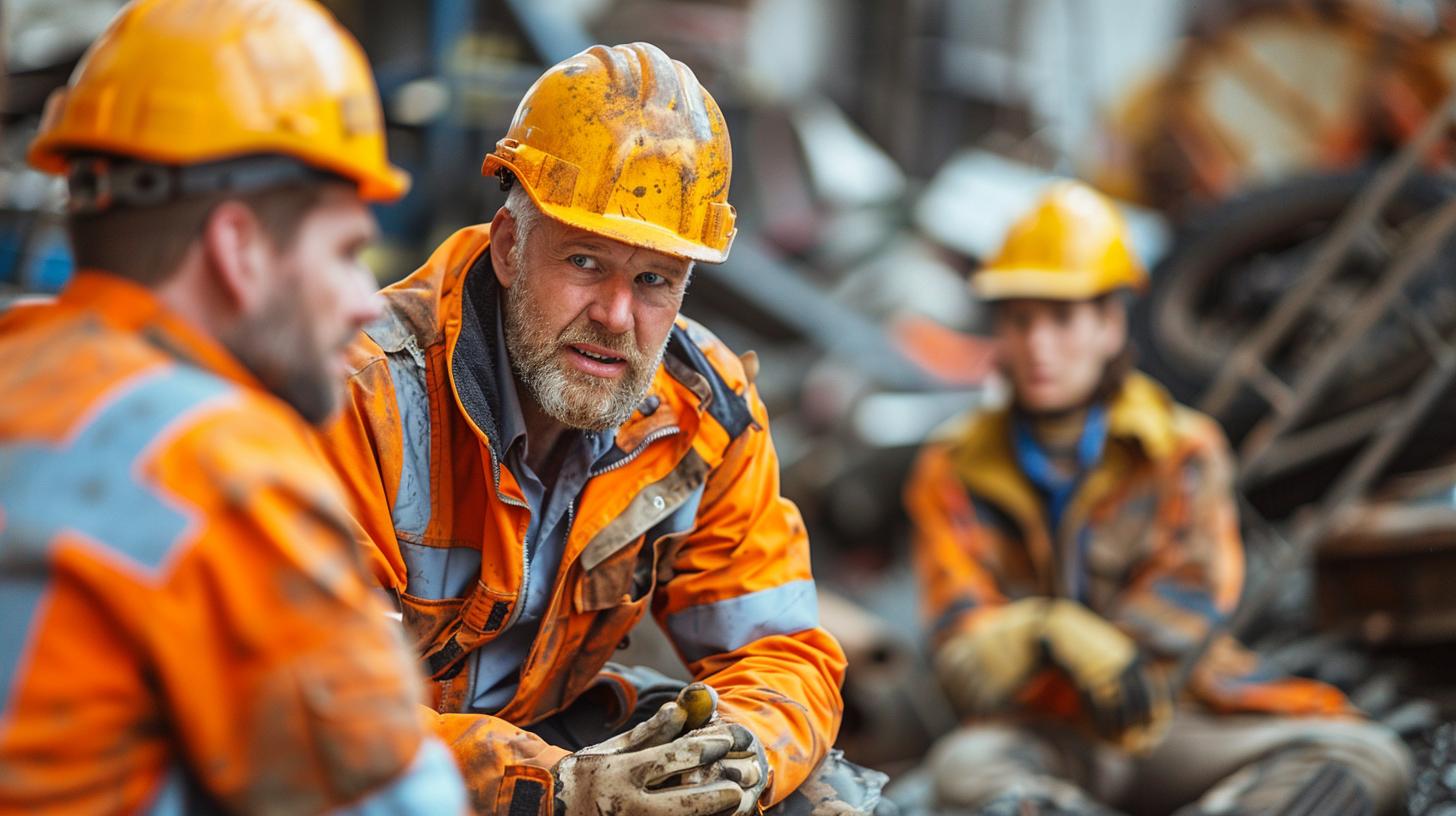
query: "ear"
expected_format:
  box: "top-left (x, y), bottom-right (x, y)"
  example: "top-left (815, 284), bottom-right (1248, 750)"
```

top-left (200, 200), bottom-right (271, 315)
top-left (489, 206), bottom-right (519, 289)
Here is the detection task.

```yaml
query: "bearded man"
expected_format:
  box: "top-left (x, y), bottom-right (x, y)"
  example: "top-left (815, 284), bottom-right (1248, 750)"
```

top-left (318, 42), bottom-right (888, 816)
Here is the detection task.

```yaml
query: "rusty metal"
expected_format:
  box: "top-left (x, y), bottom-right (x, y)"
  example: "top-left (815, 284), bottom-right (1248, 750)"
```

top-left (1198, 85), bottom-right (1456, 471)
top-left (1172, 100), bottom-right (1456, 685)
top-left (1094, 0), bottom-right (1452, 211)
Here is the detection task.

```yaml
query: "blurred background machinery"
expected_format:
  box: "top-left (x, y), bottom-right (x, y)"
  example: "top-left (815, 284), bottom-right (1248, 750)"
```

top-left (13, 0), bottom-right (1456, 809)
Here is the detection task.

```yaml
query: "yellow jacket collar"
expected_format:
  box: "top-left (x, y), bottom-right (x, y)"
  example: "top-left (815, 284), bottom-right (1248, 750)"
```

top-left (949, 372), bottom-right (1183, 479)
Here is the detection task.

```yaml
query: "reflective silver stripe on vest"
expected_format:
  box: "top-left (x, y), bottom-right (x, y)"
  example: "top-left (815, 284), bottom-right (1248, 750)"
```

top-left (381, 336), bottom-right (432, 541)
top-left (666, 578), bottom-right (820, 663)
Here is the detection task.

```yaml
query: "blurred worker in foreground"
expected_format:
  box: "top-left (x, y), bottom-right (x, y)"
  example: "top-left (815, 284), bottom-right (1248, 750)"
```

top-left (316, 41), bottom-right (890, 816)
top-left (0, 0), bottom-right (467, 812)
top-left (901, 182), bottom-right (1411, 815)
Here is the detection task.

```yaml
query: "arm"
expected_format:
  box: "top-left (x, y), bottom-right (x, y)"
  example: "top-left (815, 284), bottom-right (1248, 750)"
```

top-left (151, 407), bottom-right (466, 813)
top-left (314, 349), bottom-right (573, 812)
top-left (653, 385), bottom-right (846, 806)
top-left (1105, 416), bottom-right (1244, 663)
top-left (903, 442), bottom-right (1011, 647)
top-left (904, 442), bottom-right (1065, 718)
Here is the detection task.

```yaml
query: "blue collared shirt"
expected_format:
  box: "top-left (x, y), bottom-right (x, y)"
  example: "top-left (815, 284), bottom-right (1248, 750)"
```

top-left (1012, 404), bottom-right (1108, 602)
top-left (467, 312), bottom-right (614, 712)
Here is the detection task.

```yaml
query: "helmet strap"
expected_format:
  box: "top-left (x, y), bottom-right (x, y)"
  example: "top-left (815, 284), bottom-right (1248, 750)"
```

top-left (66, 154), bottom-right (337, 215)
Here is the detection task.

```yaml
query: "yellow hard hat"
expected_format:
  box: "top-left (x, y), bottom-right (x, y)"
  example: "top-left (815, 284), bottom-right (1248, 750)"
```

top-left (973, 182), bottom-right (1146, 301)
top-left (482, 43), bottom-right (737, 264)
top-left (27, 0), bottom-right (408, 203)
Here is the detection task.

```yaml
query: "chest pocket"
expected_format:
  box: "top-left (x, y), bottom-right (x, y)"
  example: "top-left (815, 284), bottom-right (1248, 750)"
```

top-left (577, 452), bottom-right (709, 612)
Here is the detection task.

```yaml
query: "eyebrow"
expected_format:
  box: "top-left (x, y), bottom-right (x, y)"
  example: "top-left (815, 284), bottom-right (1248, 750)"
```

top-left (561, 239), bottom-right (613, 254)
top-left (562, 239), bottom-right (688, 279)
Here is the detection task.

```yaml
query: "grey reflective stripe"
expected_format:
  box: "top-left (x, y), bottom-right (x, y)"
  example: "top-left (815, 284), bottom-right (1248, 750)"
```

top-left (399, 539), bottom-right (482, 600)
top-left (0, 364), bottom-right (235, 731)
top-left (335, 738), bottom-right (467, 815)
top-left (0, 571), bottom-right (49, 732)
top-left (667, 579), bottom-right (820, 663)
top-left (0, 365), bottom-right (234, 575)
top-left (384, 345), bottom-right (431, 540)
top-left (141, 763), bottom-right (190, 816)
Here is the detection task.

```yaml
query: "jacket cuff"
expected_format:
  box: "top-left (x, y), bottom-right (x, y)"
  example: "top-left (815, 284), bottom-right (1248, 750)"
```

top-left (497, 764), bottom-right (556, 816)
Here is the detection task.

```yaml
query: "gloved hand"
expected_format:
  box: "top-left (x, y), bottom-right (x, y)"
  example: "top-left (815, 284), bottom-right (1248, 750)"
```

top-left (933, 598), bottom-right (1052, 717)
top-left (554, 685), bottom-right (767, 816)
top-left (1040, 599), bottom-right (1173, 753)
top-left (679, 720), bottom-right (769, 816)
top-left (676, 683), bottom-right (769, 815)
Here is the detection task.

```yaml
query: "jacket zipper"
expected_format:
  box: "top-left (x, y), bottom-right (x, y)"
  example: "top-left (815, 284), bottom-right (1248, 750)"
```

top-left (515, 425), bottom-right (680, 682)
top-left (590, 426), bottom-right (682, 477)
top-left (487, 442), bottom-right (532, 631)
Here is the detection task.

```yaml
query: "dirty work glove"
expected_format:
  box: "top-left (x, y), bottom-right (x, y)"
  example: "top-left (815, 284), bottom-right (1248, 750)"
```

top-left (676, 684), bottom-right (770, 815)
top-left (678, 721), bottom-right (769, 815)
top-left (553, 689), bottom-right (755, 816)
top-left (933, 598), bottom-right (1052, 717)
top-left (1040, 599), bottom-right (1173, 753)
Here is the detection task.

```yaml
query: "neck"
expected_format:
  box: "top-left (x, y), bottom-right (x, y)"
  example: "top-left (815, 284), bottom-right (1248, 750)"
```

top-left (1027, 407), bottom-right (1088, 450)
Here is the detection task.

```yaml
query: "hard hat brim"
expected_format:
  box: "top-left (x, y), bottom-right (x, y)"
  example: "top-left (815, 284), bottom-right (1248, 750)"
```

top-left (972, 267), bottom-right (1145, 302)
top-left (536, 201), bottom-right (732, 265)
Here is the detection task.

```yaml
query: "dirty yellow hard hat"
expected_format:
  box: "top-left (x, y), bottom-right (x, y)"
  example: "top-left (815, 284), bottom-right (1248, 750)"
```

top-left (483, 43), bottom-right (737, 264)
top-left (973, 181), bottom-right (1147, 301)
top-left (27, 0), bottom-right (408, 203)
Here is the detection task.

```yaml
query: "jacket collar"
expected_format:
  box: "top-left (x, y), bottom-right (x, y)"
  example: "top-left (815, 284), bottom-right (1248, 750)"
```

top-left (450, 251), bottom-right (508, 455)
top-left (953, 371), bottom-right (1181, 473)
top-left (59, 270), bottom-right (266, 392)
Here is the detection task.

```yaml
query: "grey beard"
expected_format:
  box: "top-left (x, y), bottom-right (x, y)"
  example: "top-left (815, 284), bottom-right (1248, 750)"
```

top-left (503, 284), bottom-right (665, 432)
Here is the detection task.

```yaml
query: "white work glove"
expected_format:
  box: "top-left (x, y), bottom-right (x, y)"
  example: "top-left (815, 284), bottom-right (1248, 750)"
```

top-left (553, 689), bottom-right (766, 816)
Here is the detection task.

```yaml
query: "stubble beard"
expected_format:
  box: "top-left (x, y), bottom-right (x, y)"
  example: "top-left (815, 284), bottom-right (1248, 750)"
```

top-left (225, 284), bottom-right (344, 426)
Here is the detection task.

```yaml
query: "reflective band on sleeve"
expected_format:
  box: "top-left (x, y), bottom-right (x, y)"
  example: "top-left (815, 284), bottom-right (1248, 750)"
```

top-left (385, 349), bottom-right (432, 540)
top-left (666, 579), bottom-right (820, 663)
top-left (337, 738), bottom-right (467, 815)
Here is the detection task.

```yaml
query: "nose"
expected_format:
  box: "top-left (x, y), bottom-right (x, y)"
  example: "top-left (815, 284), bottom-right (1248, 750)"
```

top-left (345, 265), bottom-right (384, 330)
top-left (1024, 317), bottom-right (1057, 362)
top-left (586, 274), bottom-right (634, 336)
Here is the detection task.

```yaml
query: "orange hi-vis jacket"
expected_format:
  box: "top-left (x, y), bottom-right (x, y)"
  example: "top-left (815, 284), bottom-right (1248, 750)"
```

top-left (317, 225), bottom-right (846, 813)
top-left (905, 372), bottom-right (1354, 723)
top-left (0, 272), bottom-right (465, 814)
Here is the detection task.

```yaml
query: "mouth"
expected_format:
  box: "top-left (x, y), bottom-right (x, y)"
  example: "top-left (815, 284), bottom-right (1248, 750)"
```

top-left (567, 343), bottom-right (628, 377)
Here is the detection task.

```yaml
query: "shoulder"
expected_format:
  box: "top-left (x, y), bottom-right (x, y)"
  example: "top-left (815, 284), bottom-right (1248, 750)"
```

top-left (173, 379), bottom-right (345, 503)
top-left (664, 315), bottom-right (757, 439)
top-left (935, 399), bottom-right (1014, 468)
top-left (344, 224), bottom-right (494, 377)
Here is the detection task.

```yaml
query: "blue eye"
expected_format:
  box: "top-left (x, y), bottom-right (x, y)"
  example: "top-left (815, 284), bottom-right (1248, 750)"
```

top-left (640, 272), bottom-right (665, 286)
top-left (569, 254), bottom-right (596, 269)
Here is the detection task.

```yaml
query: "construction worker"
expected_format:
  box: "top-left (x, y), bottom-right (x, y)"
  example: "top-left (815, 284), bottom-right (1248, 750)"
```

top-left (902, 182), bottom-right (1412, 815)
top-left (0, 0), bottom-right (467, 812)
top-left (316, 42), bottom-right (889, 815)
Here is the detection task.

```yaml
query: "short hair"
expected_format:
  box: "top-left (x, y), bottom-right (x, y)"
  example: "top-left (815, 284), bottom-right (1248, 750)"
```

top-left (502, 184), bottom-right (542, 270)
top-left (66, 182), bottom-right (327, 285)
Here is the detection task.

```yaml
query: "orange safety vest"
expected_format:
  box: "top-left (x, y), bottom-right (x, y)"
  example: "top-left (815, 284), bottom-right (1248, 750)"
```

top-left (905, 373), bottom-right (1354, 722)
top-left (317, 225), bottom-right (846, 812)
top-left (0, 272), bottom-right (463, 814)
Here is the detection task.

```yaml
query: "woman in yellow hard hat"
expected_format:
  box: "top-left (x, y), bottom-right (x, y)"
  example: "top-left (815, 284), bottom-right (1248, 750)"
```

top-left (899, 182), bottom-right (1412, 815)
